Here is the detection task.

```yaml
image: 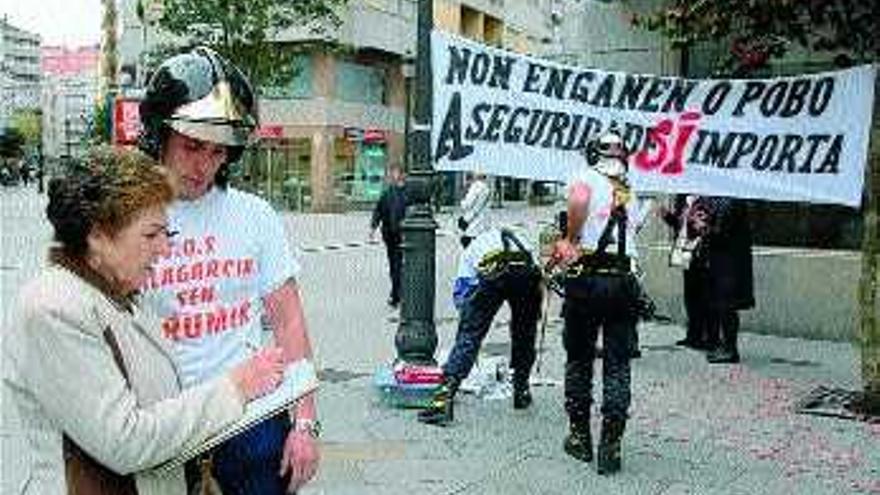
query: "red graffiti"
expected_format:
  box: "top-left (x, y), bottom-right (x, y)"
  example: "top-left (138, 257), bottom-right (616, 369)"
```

top-left (634, 111), bottom-right (702, 175)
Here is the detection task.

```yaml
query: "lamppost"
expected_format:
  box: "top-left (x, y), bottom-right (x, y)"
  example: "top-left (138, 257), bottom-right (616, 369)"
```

top-left (395, 0), bottom-right (437, 365)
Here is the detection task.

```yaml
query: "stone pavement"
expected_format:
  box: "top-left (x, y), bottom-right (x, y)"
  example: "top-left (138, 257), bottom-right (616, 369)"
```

top-left (2, 186), bottom-right (878, 494)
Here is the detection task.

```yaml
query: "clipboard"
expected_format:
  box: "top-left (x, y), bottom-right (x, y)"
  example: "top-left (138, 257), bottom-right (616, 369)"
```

top-left (154, 359), bottom-right (319, 473)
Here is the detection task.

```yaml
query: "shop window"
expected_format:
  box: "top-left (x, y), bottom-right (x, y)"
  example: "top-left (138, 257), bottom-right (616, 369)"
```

top-left (335, 61), bottom-right (386, 104)
top-left (333, 136), bottom-right (387, 205)
top-left (234, 138), bottom-right (312, 211)
top-left (261, 55), bottom-right (313, 99)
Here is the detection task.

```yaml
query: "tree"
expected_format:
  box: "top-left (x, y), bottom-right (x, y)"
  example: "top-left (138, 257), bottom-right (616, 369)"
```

top-left (146, 0), bottom-right (347, 89)
top-left (632, 0), bottom-right (878, 75)
top-left (0, 127), bottom-right (25, 160)
top-left (633, 0), bottom-right (880, 414)
top-left (10, 109), bottom-right (42, 150)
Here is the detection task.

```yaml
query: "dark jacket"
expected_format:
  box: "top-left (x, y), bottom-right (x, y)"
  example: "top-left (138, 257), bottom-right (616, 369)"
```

top-left (664, 195), bottom-right (755, 311)
top-left (371, 184), bottom-right (407, 238)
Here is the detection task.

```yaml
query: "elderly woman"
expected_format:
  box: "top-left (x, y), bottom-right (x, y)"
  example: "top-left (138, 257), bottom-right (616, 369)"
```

top-left (0, 147), bottom-right (286, 495)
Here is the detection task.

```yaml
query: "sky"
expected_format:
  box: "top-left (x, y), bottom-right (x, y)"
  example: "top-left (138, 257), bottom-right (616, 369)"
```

top-left (1, 0), bottom-right (103, 47)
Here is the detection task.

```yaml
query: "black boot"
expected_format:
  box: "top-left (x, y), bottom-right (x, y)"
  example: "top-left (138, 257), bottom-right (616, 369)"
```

top-left (563, 420), bottom-right (593, 463)
top-left (513, 377), bottom-right (532, 409)
top-left (596, 418), bottom-right (626, 475)
top-left (417, 377), bottom-right (458, 426)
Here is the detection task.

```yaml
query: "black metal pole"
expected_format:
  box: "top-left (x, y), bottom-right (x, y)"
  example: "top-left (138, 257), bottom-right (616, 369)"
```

top-left (395, 0), bottom-right (437, 365)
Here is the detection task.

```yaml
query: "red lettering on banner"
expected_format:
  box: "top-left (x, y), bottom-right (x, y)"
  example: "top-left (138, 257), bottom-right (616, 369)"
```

top-left (206, 307), bottom-right (229, 334)
top-left (163, 318), bottom-right (180, 340)
top-left (206, 260), bottom-right (220, 278)
top-left (147, 255), bottom-right (258, 290)
top-left (160, 300), bottom-right (253, 341)
top-left (240, 259), bottom-right (255, 277)
top-left (222, 260), bottom-right (236, 277)
top-left (160, 267), bottom-right (174, 286)
top-left (204, 235), bottom-right (217, 255)
top-left (634, 111), bottom-right (702, 176)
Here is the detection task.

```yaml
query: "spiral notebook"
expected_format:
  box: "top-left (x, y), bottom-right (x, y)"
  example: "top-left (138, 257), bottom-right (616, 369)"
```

top-left (155, 359), bottom-right (319, 473)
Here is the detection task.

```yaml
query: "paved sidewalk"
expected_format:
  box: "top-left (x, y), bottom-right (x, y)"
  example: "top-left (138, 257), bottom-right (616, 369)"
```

top-left (3, 187), bottom-right (878, 494)
top-left (305, 314), bottom-right (879, 495)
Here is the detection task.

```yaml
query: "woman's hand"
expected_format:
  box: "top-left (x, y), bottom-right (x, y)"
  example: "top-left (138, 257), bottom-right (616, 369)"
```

top-left (229, 346), bottom-right (286, 401)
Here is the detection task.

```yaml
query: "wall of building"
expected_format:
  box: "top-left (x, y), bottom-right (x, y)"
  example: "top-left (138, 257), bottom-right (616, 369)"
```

top-left (1, 18), bottom-right (41, 130)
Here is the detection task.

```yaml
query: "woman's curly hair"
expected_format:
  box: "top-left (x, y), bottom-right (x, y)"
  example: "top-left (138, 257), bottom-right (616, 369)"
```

top-left (46, 146), bottom-right (176, 257)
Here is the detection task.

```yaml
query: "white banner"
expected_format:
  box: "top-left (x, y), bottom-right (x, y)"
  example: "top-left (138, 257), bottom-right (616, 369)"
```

top-left (431, 31), bottom-right (877, 207)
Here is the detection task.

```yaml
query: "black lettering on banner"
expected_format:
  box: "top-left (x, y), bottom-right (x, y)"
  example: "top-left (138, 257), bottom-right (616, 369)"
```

top-left (488, 55), bottom-right (516, 90)
top-left (614, 75), bottom-right (648, 110)
top-left (465, 103), bottom-right (491, 140)
top-left (482, 104), bottom-right (511, 142)
top-left (662, 80), bottom-right (698, 113)
top-left (504, 107), bottom-right (530, 142)
top-left (569, 71), bottom-right (595, 102)
top-left (563, 114), bottom-right (585, 149)
top-left (728, 133), bottom-right (758, 169)
top-left (445, 46), bottom-right (471, 85)
top-left (733, 81), bottom-right (765, 116)
top-left (543, 67), bottom-right (573, 100)
top-left (590, 74), bottom-right (615, 108)
top-left (752, 135), bottom-right (780, 171)
top-left (699, 130), bottom-right (737, 167)
top-left (780, 79), bottom-right (811, 118)
top-left (770, 134), bottom-right (804, 172)
top-left (691, 129), bottom-right (711, 163)
top-left (576, 117), bottom-right (602, 150)
top-left (470, 52), bottom-right (491, 85)
top-left (703, 81), bottom-right (731, 115)
top-left (542, 112), bottom-right (572, 148)
top-left (524, 111), bottom-right (552, 146)
top-left (815, 134), bottom-right (842, 173)
top-left (622, 122), bottom-right (646, 154)
top-left (760, 81), bottom-right (788, 117)
top-left (809, 77), bottom-right (835, 116)
top-left (523, 62), bottom-right (546, 94)
top-left (639, 77), bottom-right (671, 112)
top-left (434, 92), bottom-right (474, 161)
top-left (799, 135), bottom-right (830, 172)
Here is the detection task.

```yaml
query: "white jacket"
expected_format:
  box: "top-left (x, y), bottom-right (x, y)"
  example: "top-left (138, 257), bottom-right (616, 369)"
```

top-left (1, 266), bottom-right (245, 495)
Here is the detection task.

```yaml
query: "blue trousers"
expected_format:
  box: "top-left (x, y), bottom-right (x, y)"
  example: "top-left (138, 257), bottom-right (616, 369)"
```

top-left (443, 267), bottom-right (542, 385)
top-left (211, 413), bottom-right (291, 495)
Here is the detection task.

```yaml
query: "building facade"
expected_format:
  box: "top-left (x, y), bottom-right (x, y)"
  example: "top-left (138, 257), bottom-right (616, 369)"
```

top-left (118, 0), bottom-right (556, 211)
top-left (40, 46), bottom-right (100, 172)
top-left (0, 17), bottom-right (41, 131)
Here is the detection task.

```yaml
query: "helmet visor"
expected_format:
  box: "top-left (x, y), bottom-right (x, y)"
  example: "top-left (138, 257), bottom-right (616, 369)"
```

top-left (167, 119), bottom-right (255, 147)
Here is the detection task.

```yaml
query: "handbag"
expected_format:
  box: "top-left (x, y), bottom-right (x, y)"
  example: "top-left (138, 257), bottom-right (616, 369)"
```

top-left (63, 328), bottom-right (138, 495)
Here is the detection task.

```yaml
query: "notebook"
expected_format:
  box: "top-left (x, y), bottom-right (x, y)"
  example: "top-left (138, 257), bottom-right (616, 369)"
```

top-left (154, 358), bottom-right (319, 473)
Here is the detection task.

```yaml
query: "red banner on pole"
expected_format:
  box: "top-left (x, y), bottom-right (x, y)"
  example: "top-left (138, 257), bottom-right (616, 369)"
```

top-left (113, 99), bottom-right (142, 145)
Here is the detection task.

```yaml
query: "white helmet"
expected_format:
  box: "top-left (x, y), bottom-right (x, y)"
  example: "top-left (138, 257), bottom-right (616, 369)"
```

top-left (586, 131), bottom-right (628, 178)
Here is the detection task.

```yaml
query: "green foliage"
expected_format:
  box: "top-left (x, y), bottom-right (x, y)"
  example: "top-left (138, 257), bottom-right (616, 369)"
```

top-left (150, 0), bottom-right (348, 89)
top-left (89, 101), bottom-right (112, 145)
top-left (9, 110), bottom-right (42, 149)
top-left (632, 0), bottom-right (879, 74)
top-left (0, 127), bottom-right (25, 159)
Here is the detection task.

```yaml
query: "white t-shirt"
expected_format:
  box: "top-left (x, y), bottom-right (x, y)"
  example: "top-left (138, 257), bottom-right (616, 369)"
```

top-left (453, 226), bottom-right (536, 307)
top-left (139, 187), bottom-right (300, 388)
top-left (566, 168), bottom-right (639, 258)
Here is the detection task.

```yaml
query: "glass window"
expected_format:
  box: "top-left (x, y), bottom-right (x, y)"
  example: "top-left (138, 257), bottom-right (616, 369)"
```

top-left (335, 61), bottom-right (387, 104)
top-left (261, 55), bottom-right (313, 99)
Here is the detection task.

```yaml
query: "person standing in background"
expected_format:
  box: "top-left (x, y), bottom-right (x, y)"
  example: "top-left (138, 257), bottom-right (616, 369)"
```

top-left (370, 164), bottom-right (407, 308)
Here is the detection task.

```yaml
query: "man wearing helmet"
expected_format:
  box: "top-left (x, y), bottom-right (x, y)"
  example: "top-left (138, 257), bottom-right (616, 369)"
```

top-left (418, 176), bottom-right (542, 426)
top-left (552, 130), bottom-right (642, 475)
top-left (138, 47), bottom-right (319, 494)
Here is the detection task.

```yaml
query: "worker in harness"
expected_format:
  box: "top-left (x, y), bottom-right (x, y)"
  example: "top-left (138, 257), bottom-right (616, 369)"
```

top-left (419, 181), bottom-right (542, 426)
top-left (552, 130), bottom-right (642, 475)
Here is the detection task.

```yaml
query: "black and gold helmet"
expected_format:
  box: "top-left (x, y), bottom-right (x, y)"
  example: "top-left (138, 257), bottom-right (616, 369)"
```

top-left (139, 47), bottom-right (257, 171)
